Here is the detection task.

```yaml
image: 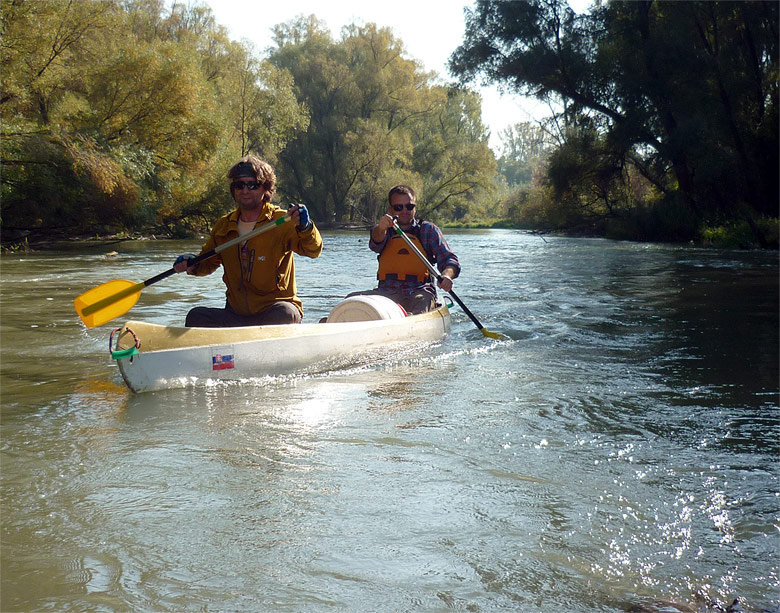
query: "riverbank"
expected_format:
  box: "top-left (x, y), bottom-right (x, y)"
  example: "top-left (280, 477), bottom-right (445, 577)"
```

top-left (3, 218), bottom-right (777, 254)
top-left (0, 222), bottom-right (378, 254)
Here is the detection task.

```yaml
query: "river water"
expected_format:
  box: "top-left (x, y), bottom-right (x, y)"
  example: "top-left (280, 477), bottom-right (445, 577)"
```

top-left (1, 230), bottom-right (778, 612)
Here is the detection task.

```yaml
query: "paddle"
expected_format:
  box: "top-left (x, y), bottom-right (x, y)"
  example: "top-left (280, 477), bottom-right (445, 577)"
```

top-left (74, 213), bottom-right (292, 328)
top-left (390, 219), bottom-right (507, 340)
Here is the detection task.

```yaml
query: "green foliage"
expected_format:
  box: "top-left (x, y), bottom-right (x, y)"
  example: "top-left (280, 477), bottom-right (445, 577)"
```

top-left (269, 19), bottom-right (497, 227)
top-left (1, 0), bottom-right (497, 240)
top-left (604, 194), bottom-right (700, 243)
top-left (411, 87), bottom-right (498, 224)
top-left (701, 218), bottom-right (780, 250)
top-left (496, 122), bottom-right (551, 186)
top-left (0, 0), bottom-right (307, 238)
top-left (2, 0), bottom-right (774, 248)
top-left (451, 0), bottom-right (779, 247)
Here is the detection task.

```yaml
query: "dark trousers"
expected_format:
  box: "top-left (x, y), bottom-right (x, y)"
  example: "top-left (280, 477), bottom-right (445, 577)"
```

top-left (185, 301), bottom-right (302, 328)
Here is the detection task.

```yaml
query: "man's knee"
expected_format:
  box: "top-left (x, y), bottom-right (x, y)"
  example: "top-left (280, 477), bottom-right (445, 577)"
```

top-left (255, 302), bottom-right (301, 325)
top-left (403, 293), bottom-right (434, 315)
top-left (185, 306), bottom-right (225, 328)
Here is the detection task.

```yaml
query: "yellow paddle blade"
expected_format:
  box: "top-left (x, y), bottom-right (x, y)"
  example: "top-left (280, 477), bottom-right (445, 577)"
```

top-left (74, 279), bottom-right (144, 328)
top-left (481, 327), bottom-right (509, 340)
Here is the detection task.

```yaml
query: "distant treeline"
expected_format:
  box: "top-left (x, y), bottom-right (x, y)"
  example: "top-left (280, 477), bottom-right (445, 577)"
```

top-left (1, 0), bottom-right (777, 249)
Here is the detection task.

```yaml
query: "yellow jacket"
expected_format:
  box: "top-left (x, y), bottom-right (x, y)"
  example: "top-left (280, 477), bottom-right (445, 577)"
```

top-left (192, 203), bottom-right (323, 317)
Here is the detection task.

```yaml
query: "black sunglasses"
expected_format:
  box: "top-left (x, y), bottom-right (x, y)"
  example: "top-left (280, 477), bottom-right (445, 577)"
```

top-left (391, 203), bottom-right (416, 211)
top-left (231, 180), bottom-right (261, 191)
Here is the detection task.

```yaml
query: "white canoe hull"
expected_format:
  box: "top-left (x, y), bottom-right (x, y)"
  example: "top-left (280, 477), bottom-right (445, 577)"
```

top-left (114, 304), bottom-right (450, 393)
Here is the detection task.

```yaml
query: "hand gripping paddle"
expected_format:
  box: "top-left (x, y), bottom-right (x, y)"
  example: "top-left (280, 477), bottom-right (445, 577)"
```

top-left (391, 219), bottom-right (507, 340)
top-left (74, 214), bottom-right (291, 328)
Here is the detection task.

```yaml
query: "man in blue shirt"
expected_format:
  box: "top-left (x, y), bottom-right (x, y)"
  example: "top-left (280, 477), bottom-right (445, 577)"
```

top-left (353, 185), bottom-right (460, 314)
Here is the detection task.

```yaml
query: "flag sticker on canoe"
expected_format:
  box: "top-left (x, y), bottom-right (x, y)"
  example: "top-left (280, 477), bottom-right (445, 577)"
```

top-left (212, 347), bottom-right (235, 371)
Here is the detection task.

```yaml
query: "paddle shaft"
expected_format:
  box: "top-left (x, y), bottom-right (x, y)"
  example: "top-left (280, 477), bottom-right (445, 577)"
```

top-left (80, 214), bottom-right (291, 318)
top-left (390, 220), bottom-right (495, 336)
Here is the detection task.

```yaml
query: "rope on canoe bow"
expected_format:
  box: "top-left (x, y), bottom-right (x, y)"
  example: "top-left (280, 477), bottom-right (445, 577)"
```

top-left (109, 326), bottom-right (140, 361)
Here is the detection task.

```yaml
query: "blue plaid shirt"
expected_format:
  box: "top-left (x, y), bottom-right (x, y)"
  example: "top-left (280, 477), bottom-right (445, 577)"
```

top-left (369, 219), bottom-right (460, 298)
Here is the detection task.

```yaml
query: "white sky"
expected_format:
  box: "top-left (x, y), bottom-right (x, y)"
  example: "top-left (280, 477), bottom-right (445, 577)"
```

top-left (202, 0), bottom-right (591, 152)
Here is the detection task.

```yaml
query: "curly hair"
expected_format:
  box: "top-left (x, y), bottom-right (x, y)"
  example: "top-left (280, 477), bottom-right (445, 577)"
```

top-left (227, 155), bottom-right (277, 203)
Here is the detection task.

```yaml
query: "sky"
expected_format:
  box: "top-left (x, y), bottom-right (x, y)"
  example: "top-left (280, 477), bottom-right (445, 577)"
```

top-left (201, 0), bottom-right (590, 152)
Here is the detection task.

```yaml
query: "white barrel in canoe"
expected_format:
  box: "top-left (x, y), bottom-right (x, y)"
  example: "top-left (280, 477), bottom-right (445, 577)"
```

top-left (327, 295), bottom-right (407, 323)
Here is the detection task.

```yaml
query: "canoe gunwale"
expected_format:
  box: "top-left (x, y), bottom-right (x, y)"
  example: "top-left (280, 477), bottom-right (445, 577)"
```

top-left (116, 303), bottom-right (450, 354)
top-left (114, 303), bottom-right (451, 392)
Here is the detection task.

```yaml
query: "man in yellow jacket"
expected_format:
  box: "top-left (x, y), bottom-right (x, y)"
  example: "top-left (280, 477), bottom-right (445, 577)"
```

top-left (173, 155), bottom-right (322, 327)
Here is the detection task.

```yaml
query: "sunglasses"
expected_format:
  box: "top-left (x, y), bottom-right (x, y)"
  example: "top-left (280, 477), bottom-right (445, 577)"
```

top-left (391, 203), bottom-right (416, 212)
top-left (231, 180), bottom-right (261, 191)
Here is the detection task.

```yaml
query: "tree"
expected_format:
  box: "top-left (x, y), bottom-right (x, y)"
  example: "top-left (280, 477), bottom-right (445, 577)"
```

top-left (496, 122), bottom-right (551, 186)
top-left (410, 86), bottom-right (497, 223)
top-left (1, 0), bottom-right (308, 236)
top-left (269, 17), bottom-right (497, 226)
top-left (269, 18), bottom-right (427, 223)
top-left (450, 0), bottom-right (778, 245)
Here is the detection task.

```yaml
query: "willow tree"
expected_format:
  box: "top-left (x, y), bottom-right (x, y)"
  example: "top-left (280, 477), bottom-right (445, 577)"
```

top-left (450, 0), bottom-right (778, 244)
top-left (268, 18), bottom-right (429, 223)
top-left (496, 122), bottom-right (551, 187)
top-left (1, 0), bottom-right (308, 236)
top-left (268, 17), bottom-right (497, 225)
top-left (409, 86), bottom-right (497, 223)
top-left (1, 0), bottom-right (117, 231)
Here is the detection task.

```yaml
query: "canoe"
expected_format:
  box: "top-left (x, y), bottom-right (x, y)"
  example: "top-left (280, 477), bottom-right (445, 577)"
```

top-left (110, 296), bottom-right (451, 393)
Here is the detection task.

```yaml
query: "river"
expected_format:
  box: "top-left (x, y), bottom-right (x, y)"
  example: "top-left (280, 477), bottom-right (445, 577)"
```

top-left (1, 230), bottom-right (778, 612)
